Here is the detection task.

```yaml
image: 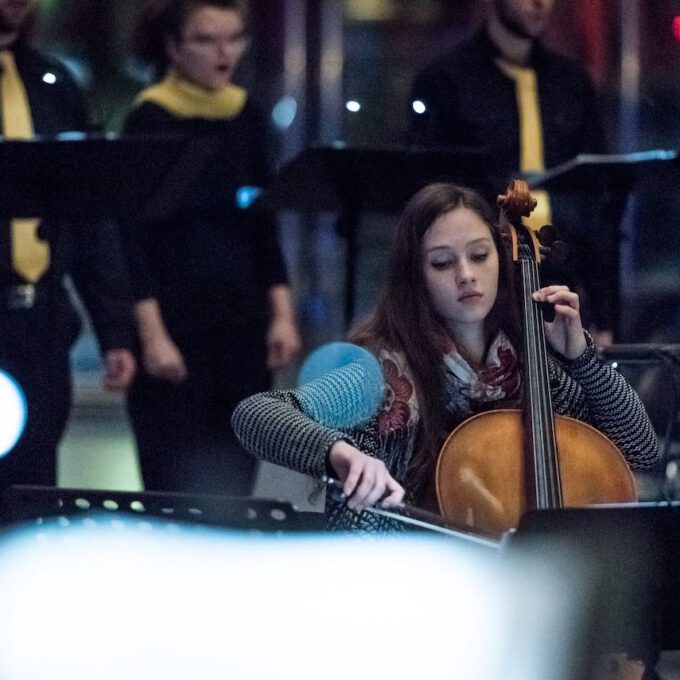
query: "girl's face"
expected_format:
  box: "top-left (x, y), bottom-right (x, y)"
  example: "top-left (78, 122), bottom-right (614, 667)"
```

top-left (422, 206), bottom-right (500, 338)
top-left (166, 5), bottom-right (247, 90)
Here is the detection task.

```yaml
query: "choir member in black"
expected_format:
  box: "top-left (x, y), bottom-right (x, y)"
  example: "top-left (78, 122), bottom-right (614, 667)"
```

top-left (122, 0), bottom-right (301, 496)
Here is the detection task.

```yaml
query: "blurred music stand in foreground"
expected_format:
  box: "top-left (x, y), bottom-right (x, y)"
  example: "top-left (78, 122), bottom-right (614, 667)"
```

top-left (0, 485), bottom-right (325, 533)
top-left (511, 503), bottom-right (680, 662)
top-left (265, 144), bottom-right (492, 325)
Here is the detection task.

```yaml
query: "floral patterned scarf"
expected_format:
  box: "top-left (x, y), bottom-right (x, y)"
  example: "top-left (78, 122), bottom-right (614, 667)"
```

top-left (377, 331), bottom-right (522, 437)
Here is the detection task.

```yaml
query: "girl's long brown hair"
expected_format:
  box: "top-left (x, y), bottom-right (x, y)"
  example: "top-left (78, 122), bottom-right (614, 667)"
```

top-left (350, 183), bottom-right (520, 493)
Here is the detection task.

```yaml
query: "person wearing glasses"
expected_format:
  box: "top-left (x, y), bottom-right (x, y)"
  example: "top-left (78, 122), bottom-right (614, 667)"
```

top-left (121, 0), bottom-right (301, 496)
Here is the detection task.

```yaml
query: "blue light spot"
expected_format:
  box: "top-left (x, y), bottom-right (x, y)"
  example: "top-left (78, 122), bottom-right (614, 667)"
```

top-left (345, 100), bottom-right (361, 113)
top-left (56, 131), bottom-right (88, 141)
top-left (272, 96), bottom-right (298, 129)
top-left (297, 342), bottom-right (384, 428)
top-left (236, 186), bottom-right (262, 209)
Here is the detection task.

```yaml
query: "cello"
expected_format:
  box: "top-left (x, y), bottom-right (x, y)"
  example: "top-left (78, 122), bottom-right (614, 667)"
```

top-left (434, 180), bottom-right (637, 539)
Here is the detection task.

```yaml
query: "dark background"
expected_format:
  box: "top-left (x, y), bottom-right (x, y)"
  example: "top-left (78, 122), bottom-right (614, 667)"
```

top-left (33, 0), bottom-right (680, 343)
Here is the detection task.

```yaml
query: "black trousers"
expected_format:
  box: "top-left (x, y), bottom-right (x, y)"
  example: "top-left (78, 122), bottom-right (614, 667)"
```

top-left (127, 315), bottom-right (269, 497)
top-left (0, 293), bottom-right (77, 488)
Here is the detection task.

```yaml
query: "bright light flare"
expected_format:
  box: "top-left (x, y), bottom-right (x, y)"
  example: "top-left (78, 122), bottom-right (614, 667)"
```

top-left (0, 519), bottom-right (590, 680)
top-left (0, 370), bottom-right (26, 457)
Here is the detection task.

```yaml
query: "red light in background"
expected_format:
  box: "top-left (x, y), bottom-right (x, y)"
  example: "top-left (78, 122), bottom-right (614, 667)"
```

top-left (673, 16), bottom-right (680, 42)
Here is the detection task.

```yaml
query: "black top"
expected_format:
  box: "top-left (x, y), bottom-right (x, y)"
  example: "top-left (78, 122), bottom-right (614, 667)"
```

top-left (121, 98), bottom-right (288, 324)
top-left (409, 30), bottom-right (617, 331)
top-left (0, 42), bottom-right (134, 352)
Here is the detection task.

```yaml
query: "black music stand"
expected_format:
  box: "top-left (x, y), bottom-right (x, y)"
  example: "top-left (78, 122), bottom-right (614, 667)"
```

top-left (527, 150), bottom-right (680, 340)
top-left (527, 149), bottom-right (680, 193)
top-left (511, 504), bottom-right (680, 656)
top-left (0, 134), bottom-right (215, 221)
top-left (265, 144), bottom-right (492, 324)
top-left (0, 485), bottom-right (325, 533)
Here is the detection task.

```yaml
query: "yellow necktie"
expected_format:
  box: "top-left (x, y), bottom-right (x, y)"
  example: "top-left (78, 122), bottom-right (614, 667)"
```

top-left (0, 49), bottom-right (50, 283)
top-left (496, 59), bottom-right (552, 232)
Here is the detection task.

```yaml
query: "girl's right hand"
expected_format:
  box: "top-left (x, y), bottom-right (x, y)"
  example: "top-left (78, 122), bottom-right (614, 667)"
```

top-left (328, 440), bottom-right (405, 512)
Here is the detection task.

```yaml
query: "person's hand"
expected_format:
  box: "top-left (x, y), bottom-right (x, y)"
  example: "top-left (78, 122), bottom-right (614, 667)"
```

top-left (328, 440), bottom-right (405, 512)
top-left (142, 331), bottom-right (188, 383)
top-left (532, 285), bottom-right (587, 360)
top-left (103, 349), bottom-right (137, 391)
top-left (266, 318), bottom-right (302, 370)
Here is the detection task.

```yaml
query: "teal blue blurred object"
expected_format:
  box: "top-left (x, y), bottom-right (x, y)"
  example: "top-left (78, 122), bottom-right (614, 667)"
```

top-left (297, 342), bottom-right (384, 428)
top-left (0, 369), bottom-right (27, 458)
top-left (235, 185), bottom-right (262, 208)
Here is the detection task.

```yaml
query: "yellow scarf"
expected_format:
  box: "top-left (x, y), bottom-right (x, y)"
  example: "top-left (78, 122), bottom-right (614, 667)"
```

top-left (496, 58), bottom-right (552, 232)
top-left (133, 70), bottom-right (247, 120)
top-left (0, 49), bottom-right (50, 282)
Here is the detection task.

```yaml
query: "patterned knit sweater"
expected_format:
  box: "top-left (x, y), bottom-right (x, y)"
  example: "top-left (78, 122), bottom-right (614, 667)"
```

top-left (232, 338), bottom-right (659, 531)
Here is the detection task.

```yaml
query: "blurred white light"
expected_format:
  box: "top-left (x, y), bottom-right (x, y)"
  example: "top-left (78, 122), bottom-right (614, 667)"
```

top-left (0, 370), bottom-right (26, 457)
top-left (42, 72), bottom-right (57, 85)
top-left (0, 520), bottom-right (590, 680)
top-left (345, 100), bottom-right (361, 113)
top-left (412, 99), bottom-right (427, 114)
top-left (271, 96), bottom-right (298, 129)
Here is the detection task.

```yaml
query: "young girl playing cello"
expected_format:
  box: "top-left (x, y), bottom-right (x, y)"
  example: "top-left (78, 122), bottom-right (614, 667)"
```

top-left (232, 183), bottom-right (658, 532)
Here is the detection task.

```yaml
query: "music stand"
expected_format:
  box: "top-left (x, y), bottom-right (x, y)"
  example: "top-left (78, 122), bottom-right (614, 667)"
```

top-left (0, 134), bottom-right (215, 221)
top-left (0, 485), bottom-right (325, 533)
top-left (526, 149), bottom-right (680, 193)
top-left (510, 504), bottom-right (680, 655)
top-left (265, 144), bottom-right (492, 324)
top-left (526, 150), bottom-right (680, 340)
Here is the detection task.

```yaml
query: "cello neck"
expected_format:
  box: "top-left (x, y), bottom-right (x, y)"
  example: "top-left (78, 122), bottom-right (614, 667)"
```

top-left (498, 180), bottom-right (562, 509)
top-left (517, 245), bottom-right (562, 509)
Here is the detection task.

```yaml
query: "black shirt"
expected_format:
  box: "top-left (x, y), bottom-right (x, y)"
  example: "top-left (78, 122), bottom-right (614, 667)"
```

top-left (122, 98), bottom-right (288, 326)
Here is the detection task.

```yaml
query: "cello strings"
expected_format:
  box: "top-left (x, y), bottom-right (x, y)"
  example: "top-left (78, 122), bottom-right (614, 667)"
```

top-left (530, 248), bottom-right (562, 504)
top-left (521, 244), bottom-right (562, 507)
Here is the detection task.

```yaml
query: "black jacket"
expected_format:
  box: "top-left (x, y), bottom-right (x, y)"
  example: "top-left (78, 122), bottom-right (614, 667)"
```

top-left (0, 42), bottom-right (134, 353)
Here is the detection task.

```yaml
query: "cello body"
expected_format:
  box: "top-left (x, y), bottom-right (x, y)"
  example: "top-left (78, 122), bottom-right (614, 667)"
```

top-left (435, 409), bottom-right (637, 539)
